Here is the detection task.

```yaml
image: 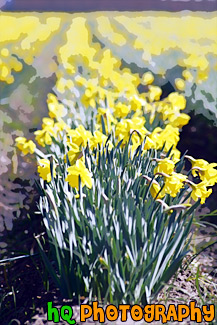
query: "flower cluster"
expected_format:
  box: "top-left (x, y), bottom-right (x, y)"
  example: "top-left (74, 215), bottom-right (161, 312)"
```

top-left (8, 12), bottom-right (217, 306)
top-left (15, 77), bottom-right (217, 206)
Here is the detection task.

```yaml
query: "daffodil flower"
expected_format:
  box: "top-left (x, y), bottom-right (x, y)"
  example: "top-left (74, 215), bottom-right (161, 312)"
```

top-left (150, 182), bottom-right (165, 199)
top-left (142, 71), bottom-right (154, 85)
top-left (113, 102), bottom-right (130, 119)
top-left (37, 158), bottom-right (56, 182)
top-left (89, 131), bottom-right (113, 150)
top-left (154, 158), bottom-right (175, 175)
top-left (65, 160), bottom-right (93, 190)
top-left (162, 172), bottom-right (187, 197)
top-left (67, 125), bottom-right (92, 148)
top-left (64, 143), bottom-right (83, 165)
top-left (169, 113), bottom-right (190, 128)
top-left (168, 92), bottom-right (186, 110)
top-left (148, 85), bottom-right (162, 102)
top-left (15, 137), bottom-right (36, 155)
top-left (34, 127), bottom-right (56, 147)
top-left (47, 93), bottom-right (67, 119)
top-left (186, 156), bottom-right (217, 186)
top-left (189, 181), bottom-right (212, 204)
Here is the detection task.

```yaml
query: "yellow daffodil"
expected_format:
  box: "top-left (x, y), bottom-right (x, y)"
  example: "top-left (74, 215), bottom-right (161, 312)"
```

top-left (142, 71), bottom-right (154, 85)
top-left (190, 158), bottom-right (209, 179)
top-left (47, 93), bottom-right (67, 119)
top-left (148, 85), bottom-right (162, 102)
top-left (151, 125), bottom-right (180, 152)
top-left (15, 137), bottom-right (36, 155)
top-left (150, 182), bottom-right (165, 199)
top-left (64, 143), bottom-right (82, 165)
top-left (190, 181), bottom-right (212, 204)
top-left (143, 136), bottom-right (156, 151)
top-left (202, 163), bottom-right (217, 186)
top-left (89, 131), bottom-right (113, 150)
top-left (75, 76), bottom-right (99, 108)
top-left (115, 119), bottom-right (133, 143)
top-left (97, 49), bottom-right (119, 80)
top-left (129, 95), bottom-right (146, 111)
top-left (154, 158), bottom-right (175, 175)
top-left (187, 156), bottom-right (217, 186)
top-left (168, 148), bottom-right (181, 164)
top-left (162, 172), bottom-right (187, 197)
top-left (35, 117), bottom-right (69, 148)
top-left (54, 120), bottom-right (71, 133)
top-left (168, 92), bottom-right (186, 111)
top-left (37, 158), bottom-right (56, 182)
top-left (157, 102), bottom-right (174, 121)
top-left (67, 125), bottom-right (92, 148)
top-left (115, 117), bottom-right (148, 144)
top-left (131, 116), bottom-right (146, 129)
top-left (142, 176), bottom-right (164, 200)
top-left (42, 117), bottom-right (55, 129)
top-left (175, 78), bottom-right (185, 91)
top-left (34, 120), bottom-right (69, 147)
top-left (65, 160), bottom-right (93, 190)
top-left (169, 113), bottom-right (190, 128)
top-left (113, 102), bottom-right (130, 119)
top-left (34, 127), bottom-right (56, 147)
top-left (149, 127), bottom-right (163, 143)
top-left (182, 70), bottom-right (194, 82)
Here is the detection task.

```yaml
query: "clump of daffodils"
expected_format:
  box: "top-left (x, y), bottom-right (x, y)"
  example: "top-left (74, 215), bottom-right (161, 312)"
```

top-left (15, 78), bottom-right (217, 304)
top-left (15, 81), bottom-right (217, 206)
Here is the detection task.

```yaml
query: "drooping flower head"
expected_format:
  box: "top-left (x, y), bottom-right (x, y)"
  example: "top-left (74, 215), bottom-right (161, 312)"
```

top-left (190, 181), bottom-right (212, 204)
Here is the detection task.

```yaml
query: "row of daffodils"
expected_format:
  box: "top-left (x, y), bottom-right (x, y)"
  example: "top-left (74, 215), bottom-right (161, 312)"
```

top-left (1, 13), bottom-right (216, 85)
top-left (1, 13), bottom-right (217, 122)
